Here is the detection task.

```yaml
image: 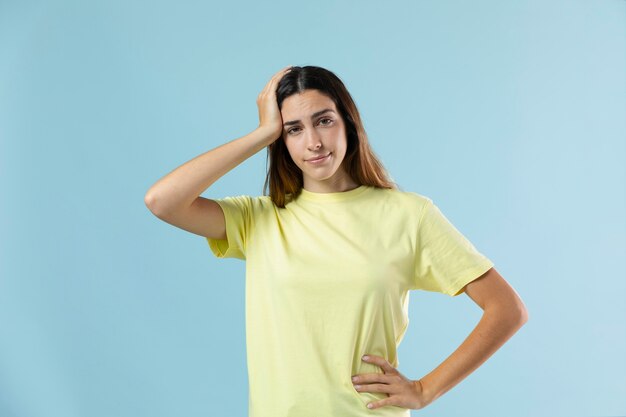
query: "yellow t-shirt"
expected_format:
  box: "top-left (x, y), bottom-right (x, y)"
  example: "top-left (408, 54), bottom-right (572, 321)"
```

top-left (206, 185), bottom-right (494, 417)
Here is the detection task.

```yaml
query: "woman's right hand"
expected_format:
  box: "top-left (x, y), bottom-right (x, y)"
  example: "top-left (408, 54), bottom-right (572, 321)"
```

top-left (256, 65), bottom-right (293, 144)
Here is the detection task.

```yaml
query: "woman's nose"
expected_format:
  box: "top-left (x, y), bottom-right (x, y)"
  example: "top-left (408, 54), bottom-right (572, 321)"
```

top-left (306, 129), bottom-right (322, 150)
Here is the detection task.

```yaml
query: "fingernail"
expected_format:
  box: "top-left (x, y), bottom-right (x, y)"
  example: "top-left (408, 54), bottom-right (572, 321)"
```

top-left (352, 376), bottom-right (358, 382)
top-left (362, 355), bottom-right (369, 360)
top-left (367, 403), bottom-right (373, 409)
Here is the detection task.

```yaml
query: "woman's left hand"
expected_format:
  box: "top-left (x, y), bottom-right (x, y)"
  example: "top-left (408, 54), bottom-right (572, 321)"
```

top-left (351, 354), bottom-right (432, 410)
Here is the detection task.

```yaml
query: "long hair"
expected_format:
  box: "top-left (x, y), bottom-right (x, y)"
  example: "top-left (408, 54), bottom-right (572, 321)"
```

top-left (263, 65), bottom-right (398, 208)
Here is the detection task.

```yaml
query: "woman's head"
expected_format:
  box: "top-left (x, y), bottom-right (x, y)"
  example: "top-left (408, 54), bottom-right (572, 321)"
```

top-left (263, 65), bottom-right (397, 207)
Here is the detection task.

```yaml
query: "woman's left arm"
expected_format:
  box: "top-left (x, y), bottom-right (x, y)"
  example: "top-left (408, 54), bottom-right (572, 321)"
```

top-left (353, 267), bottom-right (528, 410)
top-left (418, 267), bottom-right (529, 406)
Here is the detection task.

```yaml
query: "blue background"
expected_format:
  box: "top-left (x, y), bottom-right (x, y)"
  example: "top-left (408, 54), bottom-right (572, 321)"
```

top-left (1, 1), bottom-right (624, 416)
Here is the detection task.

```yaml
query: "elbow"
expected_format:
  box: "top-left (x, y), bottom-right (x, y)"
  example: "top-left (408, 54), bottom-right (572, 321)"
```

top-left (144, 191), bottom-right (155, 211)
top-left (514, 304), bottom-right (528, 329)
top-left (144, 189), bottom-right (191, 220)
top-left (144, 191), bottom-right (158, 212)
top-left (487, 299), bottom-right (529, 330)
top-left (512, 291), bottom-right (529, 327)
top-left (518, 303), bottom-right (529, 327)
top-left (506, 300), bottom-right (529, 330)
top-left (506, 289), bottom-right (529, 328)
top-left (144, 190), bottom-right (169, 218)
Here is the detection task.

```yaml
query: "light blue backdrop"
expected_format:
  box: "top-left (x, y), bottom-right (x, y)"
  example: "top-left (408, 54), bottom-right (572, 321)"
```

top-left (1, 1), bottom-right (624, 416)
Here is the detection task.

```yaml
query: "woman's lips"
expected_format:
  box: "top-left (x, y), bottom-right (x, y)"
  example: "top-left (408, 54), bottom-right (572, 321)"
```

top-left (306, 153), bottom-right (331, 164)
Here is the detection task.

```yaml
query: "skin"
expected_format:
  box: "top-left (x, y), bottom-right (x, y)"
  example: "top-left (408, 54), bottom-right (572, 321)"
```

top-left (279, 89), bottom-right (359, 193)
top-left (351, 267), bottom-right (529, 410)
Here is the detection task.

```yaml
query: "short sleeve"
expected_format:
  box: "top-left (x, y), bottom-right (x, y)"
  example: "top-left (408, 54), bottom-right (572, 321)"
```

top-left (206, 195), bottom-right (253, 260)
top-left (413, 198), bottom-right (494, 296)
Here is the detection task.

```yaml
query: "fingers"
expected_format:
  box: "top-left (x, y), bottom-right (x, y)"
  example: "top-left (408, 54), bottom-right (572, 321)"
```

top-left (266, 66), bottom-right (292, 89)
top-left (365, 397), bottom-right (394, 410)
top-left (255, 66), bottom-right (294, 138)
top-left (350, 354), bottom-right (397, 384)
top-left (352, 354), bottom-right (397, 387)
top-left (353, 382), bottom-right (393, 394)
top-left (353, 372), bottom-right (395, 384)
top-left (361, 354), bottom-right (397, 373)
top-left (259, 65), bottom-right (294, 97)
top-left (276, 65), bottom-right (294, 76)
top-left (278, 65), bottom-right (294, 74)
top-left (270, 65), bottom-right (293, 87)
top-left (352, 354), bottom-right (427, 411)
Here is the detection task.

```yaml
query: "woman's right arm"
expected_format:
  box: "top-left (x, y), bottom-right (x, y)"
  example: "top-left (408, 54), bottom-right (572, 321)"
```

top-left (144, 66), bottom-right (292, 239)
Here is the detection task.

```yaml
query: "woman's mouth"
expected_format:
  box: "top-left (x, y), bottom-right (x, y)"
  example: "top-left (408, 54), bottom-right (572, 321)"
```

top-left (306, 153), bottom-right (331, 164)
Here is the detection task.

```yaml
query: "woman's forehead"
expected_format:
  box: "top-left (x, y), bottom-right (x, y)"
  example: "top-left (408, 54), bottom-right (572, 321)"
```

top-left (281, 90), bottom-right (336, 117)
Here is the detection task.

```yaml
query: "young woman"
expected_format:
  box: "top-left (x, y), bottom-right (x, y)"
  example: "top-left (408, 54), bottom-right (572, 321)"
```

top-left (145, 65), bottom-right (529, 417)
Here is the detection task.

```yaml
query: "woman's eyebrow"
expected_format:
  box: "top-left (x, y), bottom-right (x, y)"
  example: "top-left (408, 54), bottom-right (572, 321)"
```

top-left (283, 109), bottom-right (335, 127)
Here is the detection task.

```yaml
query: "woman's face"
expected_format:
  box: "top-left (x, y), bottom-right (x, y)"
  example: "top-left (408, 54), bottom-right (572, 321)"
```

top-left (280, 89), bottom-right (355, 192)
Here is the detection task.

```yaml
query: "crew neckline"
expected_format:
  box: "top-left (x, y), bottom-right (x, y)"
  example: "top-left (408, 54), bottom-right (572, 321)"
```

top-left (297, 184), bottom-right (370, 202)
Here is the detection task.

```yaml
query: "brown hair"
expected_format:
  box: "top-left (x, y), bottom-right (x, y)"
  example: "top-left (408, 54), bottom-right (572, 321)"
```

top-left (263, 65), bottom-right (398, 208)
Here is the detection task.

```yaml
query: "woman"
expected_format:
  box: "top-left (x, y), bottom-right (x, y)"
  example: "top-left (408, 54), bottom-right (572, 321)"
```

top-left (145, 65), bottom-right (529, 416)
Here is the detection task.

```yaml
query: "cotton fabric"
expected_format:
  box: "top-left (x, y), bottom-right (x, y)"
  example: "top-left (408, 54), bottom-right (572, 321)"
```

top-left (206, 185), bottom-right (494, 417)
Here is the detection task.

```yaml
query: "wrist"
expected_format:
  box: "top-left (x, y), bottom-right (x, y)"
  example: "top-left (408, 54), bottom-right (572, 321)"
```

top-left (255, 125), bottom-right (281, 143)
top-left (418, 378), bottom-right (439, 406)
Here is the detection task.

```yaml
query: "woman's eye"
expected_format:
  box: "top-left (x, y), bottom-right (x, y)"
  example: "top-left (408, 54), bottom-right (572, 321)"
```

top-left (287, 119), bottom-right (332, 135)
